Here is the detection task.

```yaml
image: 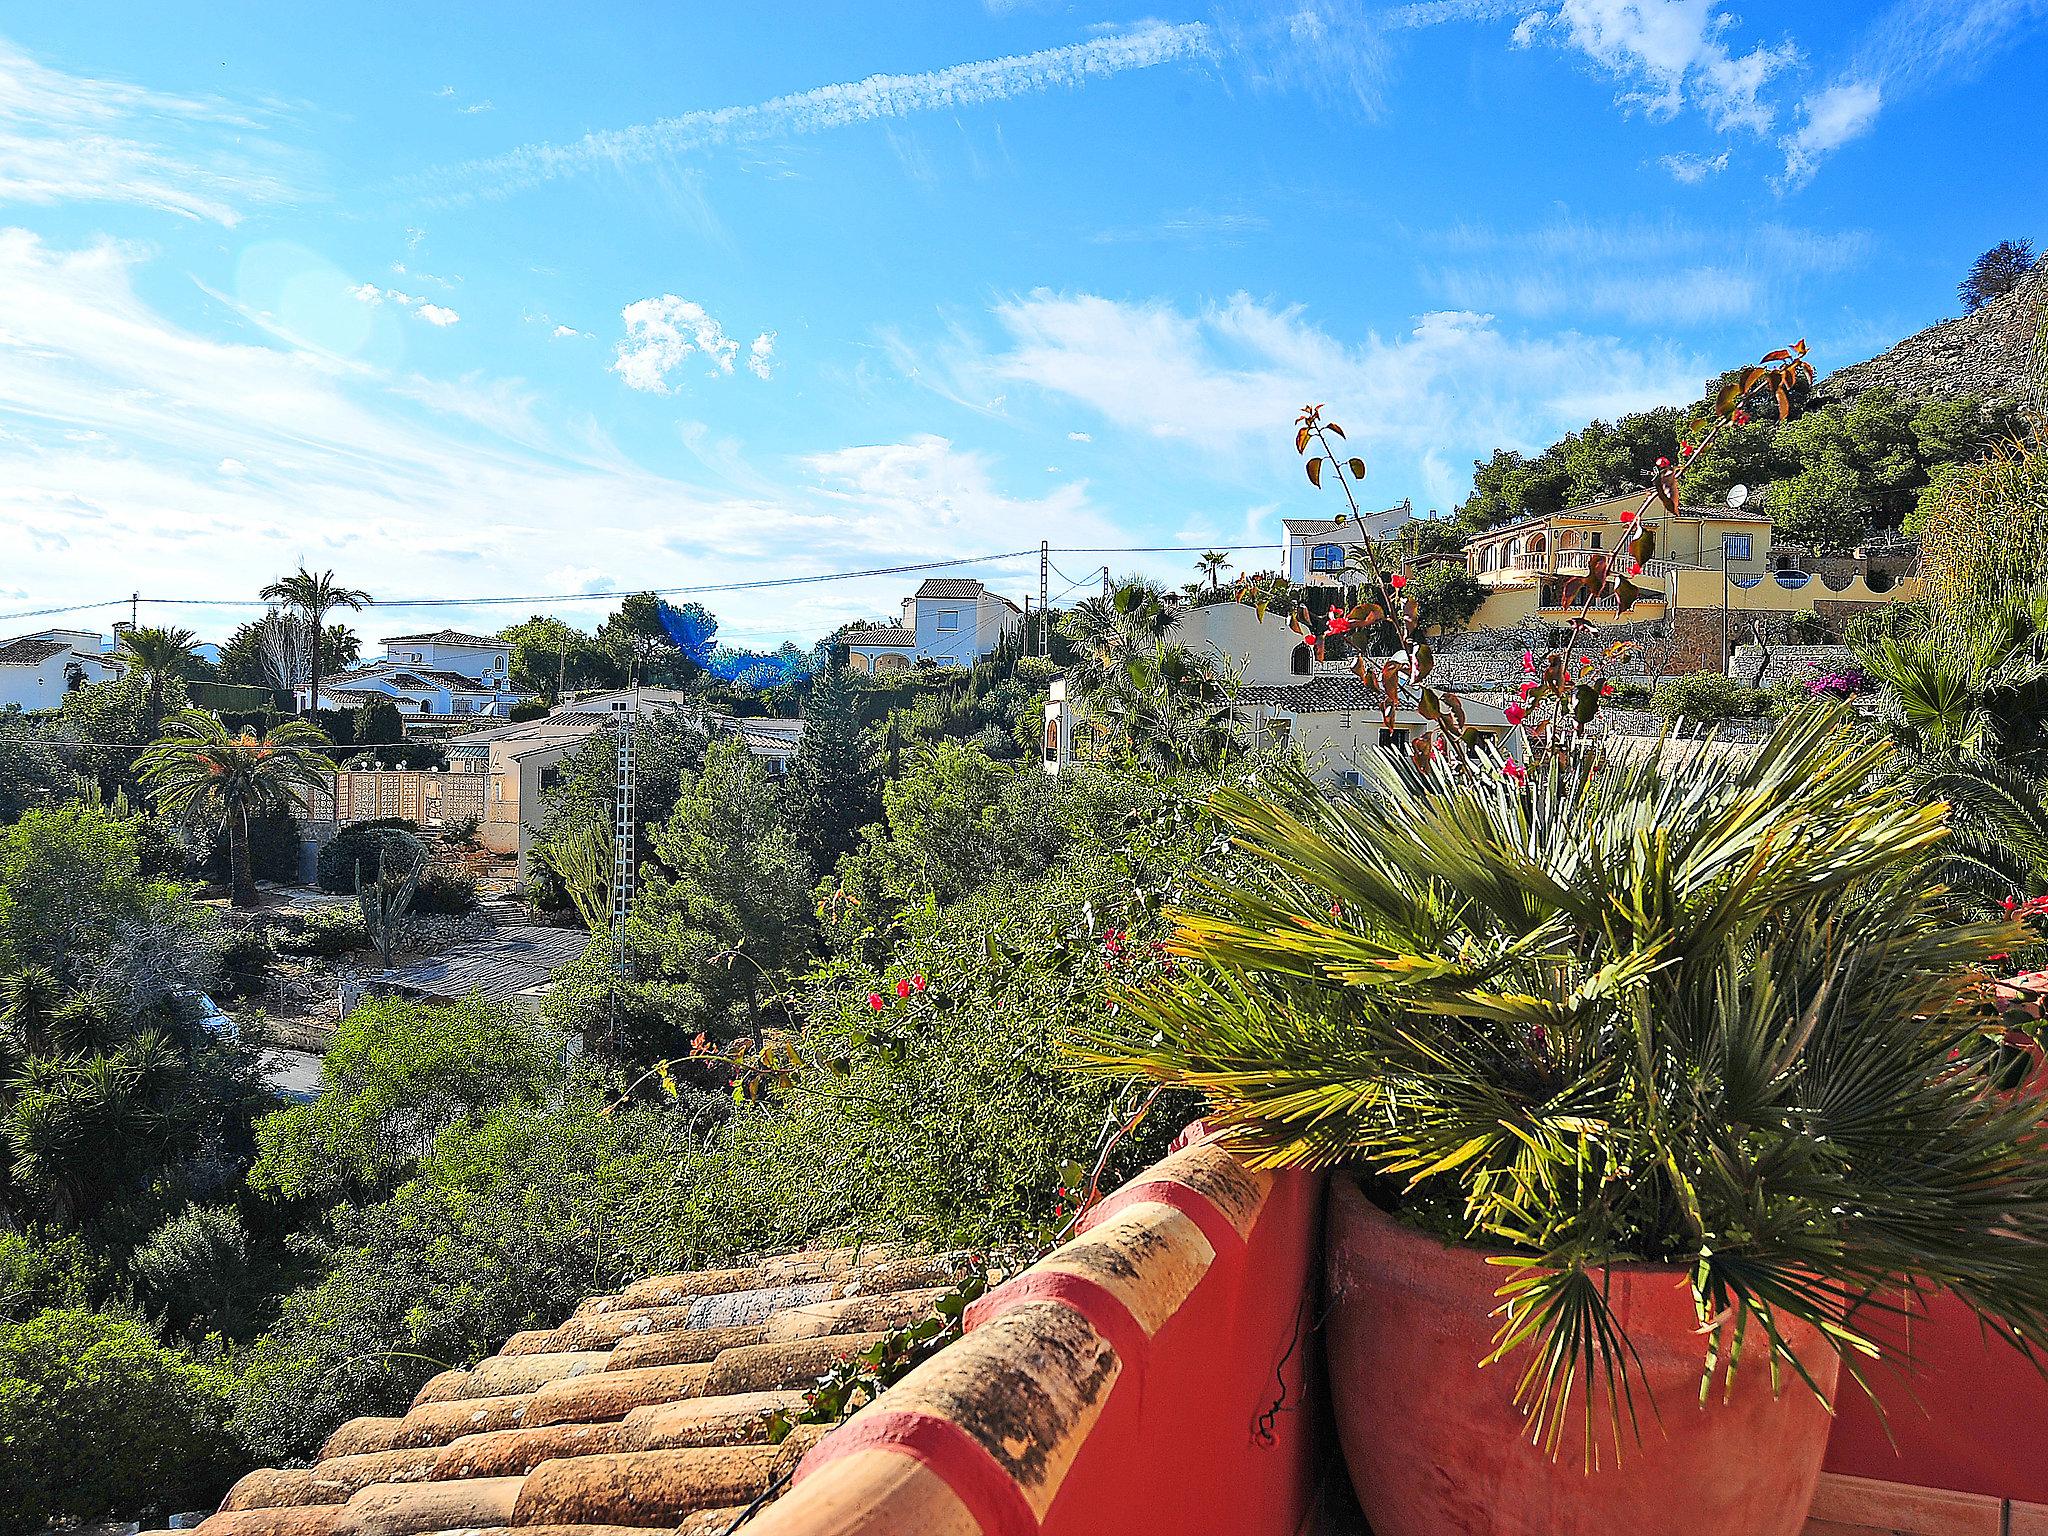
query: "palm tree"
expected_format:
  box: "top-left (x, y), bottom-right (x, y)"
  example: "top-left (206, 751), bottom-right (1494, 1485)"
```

top-left (1197, 548), bottom-right (1233, 591)
top-left (1854, 583), bottom-right (2048, 901)
top-left (139, 711), bottom-right (336, 906)
top-left (258, 568), bottom-right (371, 715)
top-left (114, 625), bottom-right (199, 737)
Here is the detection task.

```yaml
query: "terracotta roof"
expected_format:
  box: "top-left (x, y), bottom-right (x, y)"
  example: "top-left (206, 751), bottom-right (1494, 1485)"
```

top-left (913, 579), bottom-right (986, 599)
top-left (383, 630), bottom-right (502, 647)
top-left (181, 1243), bottom-right (979, 1536)
top-left (0, 635), bottom-right (72, 667)
top-left (844, 626), bottom-right (915, 648)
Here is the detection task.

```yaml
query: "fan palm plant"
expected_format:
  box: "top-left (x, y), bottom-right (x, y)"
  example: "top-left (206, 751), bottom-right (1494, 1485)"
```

top-left (1854, 583), bottom-right (2048, 901)
top-left (113, 626), bottom-right (199, 738)
top-left (138, 711), bottom-right (336, 906)
top-left (1080, 707), bottom-right (2048, 1449)
top-left (258, 568), bottom-right (371, 715)
top-left (1197, 548), bottom-right (1233, 591)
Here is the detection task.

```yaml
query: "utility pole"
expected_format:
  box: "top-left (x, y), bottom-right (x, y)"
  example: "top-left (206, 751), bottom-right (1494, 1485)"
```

top-left (609, 699), bottom-right (634, 1042)
top-left (1102, 567), bottom-right (1112, 601)
top-left (1719, 541), bottom-right (1731, 675)
top-left (1039, 540), bottom-right (1050, 657)
top-left (130, 592), bottom-right (139, 630)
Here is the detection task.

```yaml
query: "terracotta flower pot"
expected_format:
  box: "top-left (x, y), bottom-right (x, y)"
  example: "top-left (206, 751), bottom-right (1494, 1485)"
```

top-left (1324, 1176), bottom-right (1838, 1536)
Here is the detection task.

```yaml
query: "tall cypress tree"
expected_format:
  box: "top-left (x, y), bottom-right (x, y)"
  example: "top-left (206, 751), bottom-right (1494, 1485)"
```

top-left (783, 662), bottom-right (880, 871)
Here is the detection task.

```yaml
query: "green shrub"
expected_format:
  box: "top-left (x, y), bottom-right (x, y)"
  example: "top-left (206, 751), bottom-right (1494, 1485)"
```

top-left (510, 697), bottom-right (551, 722)
top-left (1649, 671), bottom-right (1768, 726)
top-left (316, 820), bottom-right (425, 894)
top-left (413, 865), bottom-right (477, 915)
top-left (0, 1228), bottom-right (110, 1322)
top-left (1602, 679), bottom-right (1652, 709)
top-left (0, 1308), bottom-right (241, 1533)
top-left (273, 904), bottom-right (367, 957)
top-left (129, 1204), bottom-right (256, 1341)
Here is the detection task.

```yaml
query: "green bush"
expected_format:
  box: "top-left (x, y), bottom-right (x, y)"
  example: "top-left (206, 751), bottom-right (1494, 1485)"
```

top-left (272, 904), bottom-right (367, 957)
top-left (509, 697), bottom-right (551, 722)
top-left (129, 1204), bottom-right (256, 1341)
top-left (316, 820), bottom-right (425, 894)
top-left (0, 1228), bottom-right (110, 1322)
top-left (413, 865), bottom-right (477, 915)
top-left (0, 1308), bottom-right (242, 1533)
top-left (1602, 679), bottom-right (1653, 709)
top-left (1649, 671), bottom-right (1769, 726)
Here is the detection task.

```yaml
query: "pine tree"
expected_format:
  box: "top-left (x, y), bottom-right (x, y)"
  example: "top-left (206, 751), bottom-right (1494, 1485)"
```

top-left (782, 662), bottom-right (879, 872)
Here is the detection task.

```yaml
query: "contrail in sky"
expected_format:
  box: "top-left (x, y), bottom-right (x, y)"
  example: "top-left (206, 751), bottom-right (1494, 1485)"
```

top-left (407, 21), bottom-right (1216, 204)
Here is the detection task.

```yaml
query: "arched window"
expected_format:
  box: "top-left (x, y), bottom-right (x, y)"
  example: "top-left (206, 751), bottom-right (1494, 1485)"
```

top-left (1291, 645), bottom-right (1312, 676)
top-left (1310, 543), bottom-right (1345, 572)
top-left (1044, 716), bottom-right (1060, 762)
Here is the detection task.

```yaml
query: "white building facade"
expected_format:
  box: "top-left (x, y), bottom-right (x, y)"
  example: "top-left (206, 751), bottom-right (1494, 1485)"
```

top-left (843, 579), bottom-right (1024, 673)
top-left (1282, 500), bottom-right (1415, 587)
top-left (0, 630), bottom-right (124, 712)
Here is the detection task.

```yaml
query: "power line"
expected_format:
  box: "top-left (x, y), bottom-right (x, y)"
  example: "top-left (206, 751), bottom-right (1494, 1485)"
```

top-left (0, 543), bottom-right (1284, 626)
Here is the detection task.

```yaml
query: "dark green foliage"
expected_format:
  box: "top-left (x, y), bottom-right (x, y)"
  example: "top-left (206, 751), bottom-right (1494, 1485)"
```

top-left (0, 1308), bottom-right (241, 1533)
top-left (0, 1226), bottom-right (110, 1321)
top-left (270, 904), bottom-right (368, 957)
top-left (202, 811), bottom-right (300, 886)
top-left (316, 819), bottom-right (426, 894)
top-left (782, 663), bottom-right (880, 871)
top-left (510, 696), bottom-right (551, 721)
top-left (0, 711), bottom-right (72, 823)
top-left (597, 593), bottom-right (711, 688)
top-left (413, 865), bottom-right (477, 915)
top-left (534, 710), bottom-right (710, 876)
top-left (130, 1203), bottom-right (258, 1340)
top-left (1407, 562), bottom-right (1487, 634)
top-left (1649, 672), bottom-right (1769, 726)
top-left (0, 803), bottom-right (148, 983)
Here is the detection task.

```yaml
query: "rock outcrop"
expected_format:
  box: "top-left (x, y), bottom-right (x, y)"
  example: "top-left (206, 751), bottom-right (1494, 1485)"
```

top-left (1815, 260), bottom-right (2046, 407)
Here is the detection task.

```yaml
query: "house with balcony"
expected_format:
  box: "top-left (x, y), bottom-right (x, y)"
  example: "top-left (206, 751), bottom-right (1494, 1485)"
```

top-left (311, 629), bottom-right (518, 718)
top-left (0, 629), bottom-right (124, 712)
top-left (841, 579), bottom-right (1023, 674)
top-left (1282, 499), bottom-right (1415, 587)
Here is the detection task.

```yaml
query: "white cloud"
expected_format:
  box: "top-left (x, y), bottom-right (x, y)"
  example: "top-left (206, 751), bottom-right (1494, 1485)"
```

top-left (1067, 431), bottom-right (1092, 442)
top-left (748, 331), bottom-right (777, 380)
top-left (1775, 80), bottom-right (1882, 190)
top-left (1660, 148), bottom-right (1728, 182)
top-left (612, 296), bottom-right (746, 392)
top-left (408, 20), bottom-right (1214, 202)
top-left (350, 283), bottom-right (460, 327)
top-left (551, 324), bottom-right (588, 340)
top-left (1514, 0), bottom-right (1799, 135)
top-left (957, 289), bottom-right (1704, 466)
top-left (459, 100), bottom-right (494, 115)
top-left (0, 231), bottom-right (1071, 643)
top-left (0, 38), bottom-right (292, 225)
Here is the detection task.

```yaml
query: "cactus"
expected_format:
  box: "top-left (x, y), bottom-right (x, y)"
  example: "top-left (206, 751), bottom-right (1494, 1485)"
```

top-left (356, 842), bottom-right (424, 969)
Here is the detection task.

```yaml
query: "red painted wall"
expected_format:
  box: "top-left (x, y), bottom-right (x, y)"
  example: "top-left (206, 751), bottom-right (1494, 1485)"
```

top-left (1039, 1165), bottom-right (1326, 1536)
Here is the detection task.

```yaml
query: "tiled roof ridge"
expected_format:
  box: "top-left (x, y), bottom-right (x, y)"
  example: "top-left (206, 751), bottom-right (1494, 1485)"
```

top-left (748, 1129), bottom-right (1275, 1536)
top-left (179, 1131), bottom-right (1277, 1536)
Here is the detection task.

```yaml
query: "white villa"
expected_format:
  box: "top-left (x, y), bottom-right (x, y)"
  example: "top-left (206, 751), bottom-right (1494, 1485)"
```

top-left (842, 579), bottom-right (1024, 674)
top-left (1282, 500), bottom-right (1414, 587)
top-left (314, 629), bottom-right (517, 719)
top-left (0, 629), bottom-right (124, 712)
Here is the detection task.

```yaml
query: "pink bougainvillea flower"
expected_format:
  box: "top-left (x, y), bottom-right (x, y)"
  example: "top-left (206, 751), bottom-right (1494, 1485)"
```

top-left (2003, 896), bottom-right (2020, 913)
top-left (1503, 702), bottom-right (1526, 726)
top-left (895, 978), bottom-right (912, 999)
top-left (1325, 611), bottom-right (1351, 636)
top-left (1680, 441), bottom-right (1694, 458)
top-left (912, 973), bottom-right (927, 991)
top-left (1519, 680), bottom-right (1539, 699)
top-left (1629, 561), bottom-right (1643, 575)
top-left (1600, 682), bottom-right (1615, 696)
top-left (1522, 650), bottom-right (1536, 674)
top-left (867, 993), bottom-right (885, 1011)
top-left (1733, 408), bottom-right (1750, 425)
top-left (1502, 758), bottom-right (1527, 784)
top-left (1655, 456), bottom-right (1671, 469)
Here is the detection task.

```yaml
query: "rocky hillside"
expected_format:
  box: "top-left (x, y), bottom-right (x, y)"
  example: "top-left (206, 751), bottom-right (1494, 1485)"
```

top-left (1817, 258), bottom-right (2046, 406)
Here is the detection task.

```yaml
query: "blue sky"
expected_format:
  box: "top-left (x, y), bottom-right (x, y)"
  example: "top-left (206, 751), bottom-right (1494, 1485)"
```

top-left (1, 1), bottom-right (2042, 650)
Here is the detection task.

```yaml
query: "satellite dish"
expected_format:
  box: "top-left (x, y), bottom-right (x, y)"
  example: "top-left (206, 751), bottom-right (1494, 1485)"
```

top-left (1726, 484), bottom-right (1750, 509)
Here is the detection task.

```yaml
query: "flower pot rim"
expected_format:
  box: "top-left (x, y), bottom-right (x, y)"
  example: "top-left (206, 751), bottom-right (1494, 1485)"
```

top-left (1338, 1170), bottom-right (1700, 1283)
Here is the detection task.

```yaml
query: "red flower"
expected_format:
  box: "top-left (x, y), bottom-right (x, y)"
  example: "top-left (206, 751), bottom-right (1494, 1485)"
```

top-left (2003, 896), bottom-right (2020, 913)
top-left (867, 993), bottom-right (885, 1011)
top-left (1389, 574), bottom-right (1407, 589)
top-left (1655, 456), bottom-right (1671, 469)
top-left (1502, 758), bottom-right (1527, 785)
top-left (1600, 682), bottom-right (1614, 696)
top-left (1503, 702), bottom-right (1526, 726)
top-left (1732, 408), bottom-right (1750, 426)
top-left (1680, 441), bottom-right (1693, 458)
top-left (912, 973), bottom-right (927, 991)
top-left (1620, 509), bottom-right (1637, 525)
top-left (1518, 680), bottom-right (1539, 699)
top-left (1522, 650), bottom-right (1536, 675)
top-left (1325, 611), bottom-right (1351, 637)
top-left (1629, 561), bottom-right (1642, 576)
top-left (894, 978), bottom-right (912, 999)
top-left (1103, 930), bottom-right (1124, 954)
